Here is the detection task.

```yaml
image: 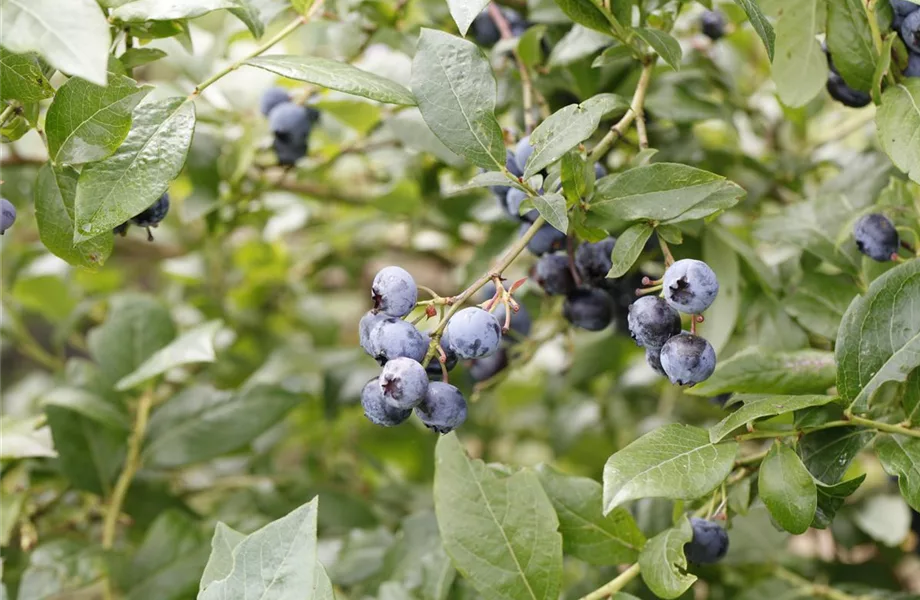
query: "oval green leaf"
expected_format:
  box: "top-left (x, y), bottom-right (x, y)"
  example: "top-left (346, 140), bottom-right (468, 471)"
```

top-left (759, 442), bottom-right (817, 534)
top-left (707, 394), bottom-right (837, 443)
top-left (876, 80), bottom-right (920, 184)
top-left (607, 222), bottom-right (653, 278)
top-left (687, 348), bottom-right (836, 397)
top-left (638, 517), bottom-right (696, 600)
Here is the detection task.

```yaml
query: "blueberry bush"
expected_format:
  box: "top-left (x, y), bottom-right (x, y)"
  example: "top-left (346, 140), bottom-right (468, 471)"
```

top-left (2, 0), bottom-right (920, 598)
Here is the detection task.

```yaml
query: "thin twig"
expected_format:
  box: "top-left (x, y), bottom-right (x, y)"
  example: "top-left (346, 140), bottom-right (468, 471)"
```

top-left (488, 4), bottom-right (540, 132)
top-left (579, 563), bottom-right (641, 600)
top-left (588, 60), bottom-right (655, 163)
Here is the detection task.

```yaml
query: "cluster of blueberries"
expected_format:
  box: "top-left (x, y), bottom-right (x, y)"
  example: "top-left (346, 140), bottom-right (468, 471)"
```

top-left (358, 267), bottom-right (509, 433)
top-left (0, 198), bottom-right (16, 235)
top-left (260, 87), bottom-right (320, 166)
top-left (828, 0), bottom-right (920, 107)
top-left (628, 259), bottom-right (720, 386)
top-left (114, 192), bottom-right (170, 241)
top-left (854, 212), bottom-right (903, 262)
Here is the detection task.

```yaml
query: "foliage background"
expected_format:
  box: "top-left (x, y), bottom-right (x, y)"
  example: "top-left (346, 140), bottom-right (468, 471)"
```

top-left (2, 0), bottom-right (920, 599)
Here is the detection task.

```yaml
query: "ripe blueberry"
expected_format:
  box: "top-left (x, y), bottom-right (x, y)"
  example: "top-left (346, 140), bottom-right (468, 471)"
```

top-left (534, 254), bottom-right (576, 296)
top-left (268, 102), bottom-right (317, 165)
top-left (904, 10), bottom-right (920, 53)
top-left (663, 259), bottom-right (719, 314)
top-left (490, 150), bottom-right (522, 206)
top-left (646, 347), bottom-right (667, 376)
top-left (521, 222), bottom-right (567, 256)
top-left (627, 296), bottom-right (682, 349)
top-left (906, 51), bottom-right (920, 77)
top-left (260, 86), bottom-right (290, 116)
top-left (892, 0), bottom-right (920, 28)
top-left (659, 333), bottom-right (717, 386)
top-left (514, 136), bottom-right (534, 173)
top-left (826, 71), bottom-right (871, 108)
top-left (359, 310), bottom-right (386, 357)
top-left (854, 213), bottom-right (899, 261)
top-left (470, 10), bottom-right (501, 47)
top-left (370, 317), bottom-right (428, 365)
top-left (505, 188), bottom-right (529, 220)
top-left (446, 307), bottom-right (503, 359)
top-left (115, 193), bottom-right (170, 240)
top-left (478, 283), bottom-right (531, 340)
top-left (563, 287), bottom-right (614, 331)
top-left (372, 266), bottom-right (418, 317)
top-left (701, 10), bottom-right (726, 40)
top-left (575, 237), bottom-right (616, 284)
top-left (594, 163), bottom-right (608, 179)
top-left (415, 381), bottom-right (468, 434)
top-left (684, 518), bottom-right (729, 564)
top-left (361, 378), bottom-right (411, 426)
top-left (468, 347), bottom-right (509, 382)
top-left (379, 357), bottom-right (429, 409)
top-left (0, 198), bottom-right (16, 235)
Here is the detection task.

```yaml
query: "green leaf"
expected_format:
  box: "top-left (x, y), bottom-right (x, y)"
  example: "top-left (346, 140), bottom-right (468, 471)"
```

top-left (798, 427), bottom-right (874, 484)
top-left (876, 81), bottom-right (920, 184)
top-left (449, 171), bottom-right (523, 195)
top-left (199, 523), bottom-right (245, 592)
top-left (733, 0), bottom-right (775, 60)
top-left (723, 506), bottom-right (789, 565)
top-left (74, 97), bottom-right (196, 243)
top-left (590, 164), bottom-right (746, 225)
top-left (637, 517), bottom-right (696, 600)
top-left (446, 0), bottom-right (490, 36)
top-left (378, 512), bottom-right (455, 600)
top-left (852, 493), bottom-right (911, 546)
top-left (759, 443), bottom-right (817, 534)
top-left (115, 320), bottom-right (223, 391)
top-left (518, 25), bottom-right (548, 68)
top-left (46, 73), bottom-right (151, 165)
top-left (558, 27), bottom-right (618, 68)
top-left (602, 424), bottom-right (737, 512)
top-left (524, 93), bottom-right (626, 178)
top-left (836, 259), bottom-right (920, 413)
top-left (314, 564), bottom-right (334, 600)
top-left (553, 0), bottom-right (615, 35)
top-left (826, 0), bottom-right (876, 92)
top-left (561, 151), bottom-right (591, 205)
top-left (536, 465), bottom-right (646, 565)
top-left (199, 497), bottom-right (319, 600)
top-left (656, 224), bottom-right (682, 245)
top-left (607, 222), bottom-right (653, 278)
top-left (246, 55), bottom-right (416, 106)
top-left (871, 34), bottom-right (895, 104)
top-left (785, 273), bottom-right (859, 339)
top-left (0, 415), bottom-right (56, 459)
top-left (0, 48), bottom-right (54, 103)
top-left (35, 163), bottom-right (114, 269)
top-left (87, 294), bottom-right (176, 387)
top-left (532, 192), bottom-right (568, 233)
top-left (0, 0), bottom-right (110, 86)
top-left (813, 474), bottom-right (865, 528)
top-left (124, 511), bottom-right (209, 600)
top-left (119, 48), bottom-right (168, 70)
top-left (903, 369), bottom-right (920, 426)
top-left (228, 0), bottom-right (289, 39)
top-left (411, 29), bottom-right (505, 170)
top-left (710, 225), bottom-right (779, 292)
top-left (45, 404), bottom-right (124, 495)
top-left (634, 28), bottom-right (681, 70)
top-left (876, 434), bottom-right (920, 512)
top-left (771, 0), bottom-right (827, 107)
top-left (687, 348), bottom-right (836, 397)
top-left (433, 433), bottom-right (563, 600)
top-left (701, 229), bottom-right (740, 353)
top-left (112, 0), bottom-right (244, 21)
top-left (707, 394), bottom-right (837, 443)
top-left (144, 384), bottom-right (300, 467)
top-left (43, 388), bottom-right (130, 431)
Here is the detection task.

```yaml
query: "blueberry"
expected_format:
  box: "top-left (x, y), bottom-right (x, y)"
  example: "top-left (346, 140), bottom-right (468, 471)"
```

top-left (663, 259), bottom-right (719, 315)
top-left (505, 188), bottom-right (529, 220)
top-left (268, 102), bottom-right (314, 165)
top-left (115, 193), bottom-right (169, 241)
top-left (521, 222), bottom-right (567, 256)
top-left (826, 71), bottom-right (871, 108)
top-left (260, 86), bottom-right (290, 116)
top-left (659, 333), bottom-right (716, 386)
top-left (627, 296), bottom-right (682, 348)
top-left (892, 0), bottom-right (920, 18)
top-left (684, 518), bottom-right (729, 564)
top-left (514, 136), bottom-right (534, 174)
top-left (0, 198), bottom-right (16, 235)
top-left (701, 10), bottom-right (726, 40)
top-left (490, 150), bottom-right (521, 205)
top-left (468, 347), bottom-right (509, 381)
top-left (506, 10), bottom-right (528, 36)
top-left (506, 147), bottom-right (524, 178)
top-left (446, 307), bottom-right (503, 359)
top-left (710, 393), bottom-right (732, 407)
top-left (359, 310), bottom-right (386, 357)
top-left (594, 163), bottom-right (608, 179)
top-left (534, 254), bottom-right (576, 296)
top-left (563, 287), bottom-right (614, 331)
top-left (361, 378), bottom-right (411, 426)
top-left (906, 51), bottom-right (920, 77)
top-left (379, 357), bottom-right (429, 409)
top-left (370, 317), bottom-right (429, 365)
top-left (372, 266), bottom-right (418, 317)
top-left (575, 237), bottom-right (616, 284)
top-left (854, 213), bottom-right (900, 261)
top-left (415, 381), bottom-right (468, 433)
top-left (646, 347), bottom-right (667, 376)
top-left (470, 10), bottom-right (501, 47)
top-left (902, 10), bottom-right (920, 53)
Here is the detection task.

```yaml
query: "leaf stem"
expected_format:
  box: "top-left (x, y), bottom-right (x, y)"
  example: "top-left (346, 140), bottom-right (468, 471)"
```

top-left (589, 59), bottom-right (655, 163)
top-left (846, 413), bottom-right (920, 438)
top-left (864, 0), bottom-right (884, 55)
top-left (0, 103), bottom-right (18, 129)
top-left (102, 387), bottom-right (154, 549)
top-left (579, 563), bottom-right (641, 600)
top-left (187, 1), bottom-right (324, 100)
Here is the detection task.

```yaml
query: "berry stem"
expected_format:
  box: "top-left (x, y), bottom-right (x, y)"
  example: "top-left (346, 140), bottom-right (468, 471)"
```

top-left (578, 563), bottom-right (641, 600)
top-left (588, 59), bottom-right (655, 162)
top-left (102, 387), bottom-right (154, 549)
top-left (635, 283), bottom-right (663, 296)
top-left (658, 236), bottom-right (675, 267)
top-left (187, 0), bottom-right (325, 101)
top-left (845, 413), bottom-right (920, 439)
